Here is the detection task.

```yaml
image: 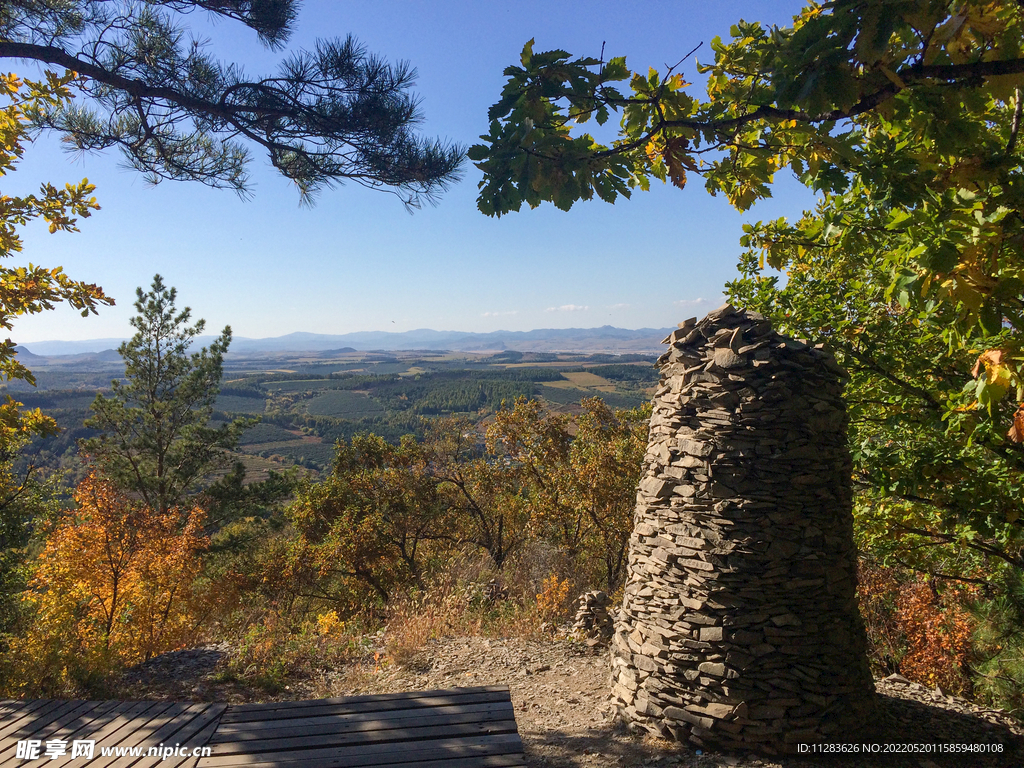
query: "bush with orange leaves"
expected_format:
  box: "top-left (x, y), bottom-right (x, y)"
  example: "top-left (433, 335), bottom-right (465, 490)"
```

top-left (3, 474), bottom-right (207, 695)
top-left (535, 574), bottom-right (572, 622)
top-left (857, 562), bottom-right (977, 697)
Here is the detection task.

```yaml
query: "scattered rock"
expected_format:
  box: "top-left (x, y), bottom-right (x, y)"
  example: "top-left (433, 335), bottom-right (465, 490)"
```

top-left (571, 591), bottom-right (613, 646)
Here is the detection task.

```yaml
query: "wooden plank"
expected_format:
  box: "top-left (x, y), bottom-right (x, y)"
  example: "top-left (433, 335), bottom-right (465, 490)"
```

top-left (218, 691), bottom-right (512, 725)
top-left (0, 701), bottom-right (122, 768)
top-left (0, 700), bottom-right (64, 759)
top-left (198, 732), bottom-right (525, 768)
top-left (45, 701), bottom-right (175, 768)
top-left (0, 701), bottom-right (109, 767)
top-left (0, 700), bottom-right (74, 740)
top-left (34, 701), bottom-right (153, 768)
top-left (4, 686), bottom-right (524, 768)
top-left (218, 756), bottom-right (526, 768)
top-left (0, 698), bottom-right (54, 726)
top-left (2, 701), bottom-right (153, 768)
top-left (81, 700), bottom-right (176, 749)
top-left (0, 700), bottom-right (91, 741)
top-left (98, 704), bottom-right (212, 768)
top-left (219, 692), bottom-right (512, 725)
top-left (209, 710), bottom-right (517, 754)
top-left (46, 702), bottom-right (203, 768)
top-left (152, 704), bottom-right (225, 750)
top-left (0, 699), bottom-right (56, 717)
top-left (88, 703), bottom-right (224, 768)
top-left (224, 687), bottom-right (508, 715)
top-left (208, 686), bottom-right (523, 768)
top-left (214, 707), bottom-right (515, 745)
top-left (134, 709), bottom-right (223, 768)
top-left (341, 756), bottom-right (526, 768)
top-left (211, 702), bottom-right (514, 739)
top-left (208, 718), bottom-right (519, 756)
top-left (23, 700), bottom-right (107, 740)
top-left (219, 696), bottom-right (513, 727)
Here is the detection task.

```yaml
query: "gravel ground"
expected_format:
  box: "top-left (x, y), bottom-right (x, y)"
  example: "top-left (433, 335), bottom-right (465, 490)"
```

top-left (113, 636), bottom-right (1024, 768)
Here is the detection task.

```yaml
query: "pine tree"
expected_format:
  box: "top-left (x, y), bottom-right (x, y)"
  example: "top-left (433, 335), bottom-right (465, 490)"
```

top-left (83, 275), bottom-right (252, 513)
top-left (1, 1), bottom-right (463, 204)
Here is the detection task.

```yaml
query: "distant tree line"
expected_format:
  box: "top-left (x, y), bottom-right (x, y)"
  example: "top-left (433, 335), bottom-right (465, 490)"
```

top-left (588, 364), bottom-right (659, 383)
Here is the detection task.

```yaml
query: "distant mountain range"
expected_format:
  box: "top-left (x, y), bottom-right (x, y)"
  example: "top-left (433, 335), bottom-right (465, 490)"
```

top-left (17, 325), bottom-right (676, 357)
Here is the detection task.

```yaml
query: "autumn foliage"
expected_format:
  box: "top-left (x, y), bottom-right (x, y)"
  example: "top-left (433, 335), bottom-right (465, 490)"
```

top-left (283, 398), bottom-right (648, 617)
top-left (858, 563), bottom-right (977, 697)
top-left (6, 475), bottom-right (206, 694)
top-left (488, 397), bottom-right (647, 590)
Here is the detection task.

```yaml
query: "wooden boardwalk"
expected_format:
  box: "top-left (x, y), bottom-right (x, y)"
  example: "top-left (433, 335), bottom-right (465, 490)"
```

top-left (0, 687), bottom-right (524, 768)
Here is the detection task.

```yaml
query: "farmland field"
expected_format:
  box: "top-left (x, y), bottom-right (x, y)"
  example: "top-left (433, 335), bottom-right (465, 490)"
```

top-left (229, 452), bottom-right (290, 481)
top-left (305, 390), bottom-right (385, 417)
top-left (214, 395), bottom-right (267, 413)
top-left (594, 390), bottom-right (648, 409)
top-left (264, 379), bottom-right (334, 392)
top-left (538, 384), bottom-right (646, 410)
top-left (17, 390), bottom-right (103, 410)
top-left (562, 371), bottom-right (614, 388)
top-left (360, 362), bottom-right (411, 374)
top-left (238, 423), bottom-right (299, 445)
top-left (262, 442), bottom-right (336, 467)
top-left (244, 438), bottom-right (320, 452)
top-left (538, 384), bottom-right (596, 404)
top-left (540, 380), bottom-right (578, 389)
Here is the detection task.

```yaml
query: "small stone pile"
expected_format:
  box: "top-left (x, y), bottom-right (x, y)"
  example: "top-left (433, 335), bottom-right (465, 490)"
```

top-left (571, 591), bottom-right (613, 646)
top-left (610, 304), bottom-right (875, 754)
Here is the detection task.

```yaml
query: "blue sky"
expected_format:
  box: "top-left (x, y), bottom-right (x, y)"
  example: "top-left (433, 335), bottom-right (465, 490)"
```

top-left (9, 0), bottom-right (816, 345)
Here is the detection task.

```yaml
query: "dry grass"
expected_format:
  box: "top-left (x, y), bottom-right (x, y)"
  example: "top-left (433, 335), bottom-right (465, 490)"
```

top-left (227, 610), bottom-right (370, 692)
top-left (381, 553), bottom-right (577, 670)
top-left (215, 548), bottom-right (589, 691)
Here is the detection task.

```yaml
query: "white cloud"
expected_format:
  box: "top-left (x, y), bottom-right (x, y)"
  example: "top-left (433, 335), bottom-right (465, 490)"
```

top-left (482, 310), bottom-right (518, 317)
top-left (545, 304), bottom-right (590, 312)
top-left (609, 303), bottom-right (630, 310)
top-left (674, 297), bottom-right (710, 306)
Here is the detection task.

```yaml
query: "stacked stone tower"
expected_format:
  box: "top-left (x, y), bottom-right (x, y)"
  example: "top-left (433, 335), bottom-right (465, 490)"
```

top-left (610, 305), bottom-right (874, 753)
